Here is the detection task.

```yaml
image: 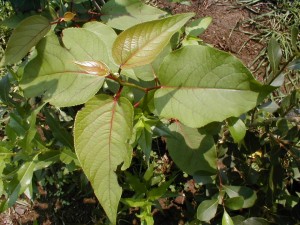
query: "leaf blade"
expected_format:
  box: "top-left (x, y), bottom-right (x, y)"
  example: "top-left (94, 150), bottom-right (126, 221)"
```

top-left (1, 15), bottom-right (50, 66)
top-left (197, 199), bottom-right (218, 222)
top-left (112, 13), bottom-right (194, 69)
top-left (154, 45), bottom-right (273, 128)
top-left (74, 95), bottom-right (133, 224)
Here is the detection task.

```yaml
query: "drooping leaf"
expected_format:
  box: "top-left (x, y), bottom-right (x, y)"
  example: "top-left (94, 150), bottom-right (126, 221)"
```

top-left (74, 94), bottom-right (133, 224)
top-left (167, 122), bottom-right (217, 176)
top-left (74, 60), bottom-right (110, 76)
top-left (227, 117), bottom-right (246, 143)
top-left (101, 0), bottom-right (167, 30)
top-left (154, 45), bottom-right (273, 128)
top-left (20, 29), bottom-right (109, 107)
top-left (223, 185), bottom-right (257, 208)
top-left (185, 16), bottom-right (212, 37)
top-left (258, 101), bottom-right (279, 113)
top-left (197, 199), bottom-right (218, 222)
top-left (267, 37), bottom-right (282, 73)
top-left (1, 15), bottom-right (50, 66)
top-left (222, 209), bottom-right (234, 225)
top-left (112, 13), bottom-right (194, 69)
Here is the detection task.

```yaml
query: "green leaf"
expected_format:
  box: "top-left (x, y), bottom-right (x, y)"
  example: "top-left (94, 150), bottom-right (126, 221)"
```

top-left (291, 26), bottom-right (299, 52)
top-left (121, 198), bottom-right (150, 207)
top-left (1, 15), bottom-right (50, 66)
top-left (101, 0), bottom-right (167, 30)
top-left (132, 44), bottom-right (171, 81)
top-left (112, 13), bottom-right (194, 69)
top-left (60, 148), bottom-right (80, 167)
top-left (0, 75), bottom-right (13, 105)
top-left (288, 57), bottom-right (300, 70)
top-left (154, 45), bottom-right (273, 128)
top-left (223, 185), bottom-right (257, 208)
top-left (267, 37), bottom-right (282, 73)
top-left (20, 29), bottom-right (107, 107)
top-left (74, 60), bottom-right (110, 76)
top-left (222, 209), bottom-right (234, 225)
top-left (242, 217), bottom-right (270, 225)
top-left (227, 117), bottom-right (246, 143)
top-left (197, 199), bottom-right (218, 222)
top-left (225, 196), bottom-right (244, 210)
top-left (167, 122), bottom-right (217, 176)
top-left (186, 16), bottom-right (212, 37)
top-left (5, 153), bottom-right (39, 209)
top-left (74, 94), bottom-right (133, 224)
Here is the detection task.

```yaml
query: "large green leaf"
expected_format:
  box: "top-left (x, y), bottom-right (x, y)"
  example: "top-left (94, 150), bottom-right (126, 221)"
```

top-left (101, 0), bottom-right (167, 30)
top-left (197, 199), bottom-right (218, 222)
top-left (154, 45), bottom-right (273, 128)
top-left (1, 15), bottom-right (50, 66)
top-left (167, 122), bottom-right (217, 176)
top-left (74, 94), bottom-right (133, 224)
top-left (20, 28), bottom-right (109, 107)
top-left (223, 185), bottom-right (257, 208)
top-left (112, 13), bottom-right (194, 69)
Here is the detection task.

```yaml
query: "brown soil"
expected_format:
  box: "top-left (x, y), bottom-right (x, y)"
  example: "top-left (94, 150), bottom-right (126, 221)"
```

top-left (0, 1), bottom-right (271, 224)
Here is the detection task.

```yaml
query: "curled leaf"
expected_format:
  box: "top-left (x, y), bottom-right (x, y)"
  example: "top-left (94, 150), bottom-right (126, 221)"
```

top-left (63, 12), bottom-right (76, 22)
top-left (74, 60), bottom-right (110, 76)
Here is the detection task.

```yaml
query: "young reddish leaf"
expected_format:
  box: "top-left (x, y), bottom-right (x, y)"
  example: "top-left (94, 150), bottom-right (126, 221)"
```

top-left (63, 12), bottom-right (76, 21)
top-left (74, 60), bottom-right (110, 76)
top-left (112, 13), bottom-right (194, 69)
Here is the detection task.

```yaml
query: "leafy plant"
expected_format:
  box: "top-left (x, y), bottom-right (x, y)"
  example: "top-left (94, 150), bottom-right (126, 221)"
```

top-left (0, 0), bottom-right (299, 224)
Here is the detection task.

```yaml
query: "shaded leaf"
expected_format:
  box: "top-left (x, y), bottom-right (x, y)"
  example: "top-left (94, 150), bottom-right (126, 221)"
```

top-left (101, 0), bottom-right (167, 30)
top-left (242, 217), bottom-right (270, 225)
top-left (225, 196), bottom-right (244, 210)
top-left (288, 57), bottom-right (300, 70)
top-left (1, 15), bottom-right (50, 66)
top-left (20, 29), bottom-right (108, 107)
top-left (223, 185), bottom-right (257, 208)
top-left (112, 13), bottom-right (194, 69)
top-left (154, 45), bottom-right (273, 128)
top-left (167, 122), bottom-right (217, 176)
top-left (197, 199), bottom-right (218, 222)
top-left (267, 37), bottom-right (282, 73)
top-left (291, 26), bottom-right (299, 52)
top-left (74, 94), bottom-right (133, 224)
top-left (227, 117), bottom-right (246, 143)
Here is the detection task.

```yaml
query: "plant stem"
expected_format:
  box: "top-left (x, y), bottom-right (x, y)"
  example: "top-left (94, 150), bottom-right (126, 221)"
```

top-left (106, 73), bottom-right (161, 93)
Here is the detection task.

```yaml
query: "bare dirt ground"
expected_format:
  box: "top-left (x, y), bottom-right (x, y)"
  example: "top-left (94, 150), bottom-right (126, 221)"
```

top-left (0, 1), bottom-right (271, 224)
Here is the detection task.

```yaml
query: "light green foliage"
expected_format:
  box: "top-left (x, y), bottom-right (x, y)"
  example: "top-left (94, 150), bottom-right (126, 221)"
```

top-left (197, 199), bottom-right (218, 222)
top-left (1, 15), bottom-right (50, 66)
top-left (74, 95), bottom-right (133, 224)
top-left (112, 13), bottom-right (194, 69)
top-left (0, 1), bottom-right (299, 224)
top-left (20, 30), bottom-right (107, 107)
top-left (101, 0), bottom-right (167, 30)
top-left (167, 122), bottom-right (217, 176)
top-left (154, 45), bottom-right (272, 128)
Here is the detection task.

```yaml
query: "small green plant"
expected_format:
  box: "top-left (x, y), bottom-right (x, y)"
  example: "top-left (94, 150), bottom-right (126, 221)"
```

top-left (0, 0), bottom-right (299, 224)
